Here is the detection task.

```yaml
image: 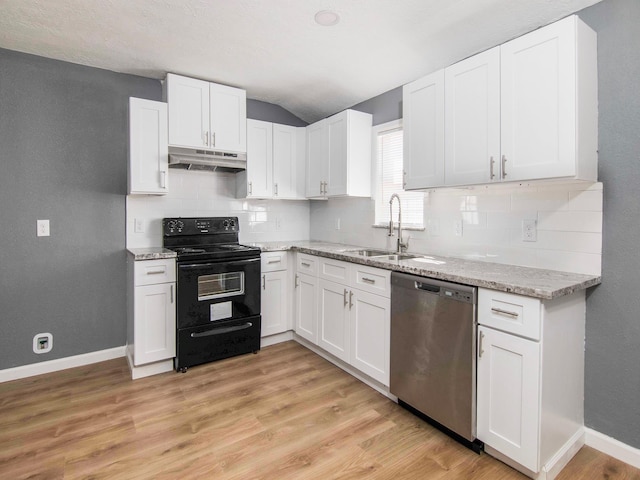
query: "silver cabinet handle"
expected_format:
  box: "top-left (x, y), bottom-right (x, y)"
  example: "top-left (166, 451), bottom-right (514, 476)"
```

top-left (160, 170), bottom-right (167, 189)
top-left (362, 277), bottom-right (376, 284)
top-left (274, 183), bottom-right (278, 196)
top-left (403, 170), bottom-right (407, 188)
top-left (248, 181), bottom-right (252, 195)
top-left (262, 274), bottom-right (266, 290)
top-left (491, 307), bottom-right (519, 318)
top-left (295, 274), bottom-right (299, 288)
top-left (319, 180), bottom-right (323, 195)
top-left (344, 288), bottom-right (348, 307)
top-left (323, 181), bottom-right (328, 195)
top-left (267, 259), bottom-right (281, 264)
top-left (204, 131), bottom-right (209, 147)
top-left (349, 290), bottom-right (353, 309)
top-left (501, 155), bottom-right (507, 179)
top-left (489, 156), bottom-right (495, 180)
top-left (146, 269), bottom-right (165, 275)
top-left (170, 284), bottom-right (174, 304)
top-left (212, 132), bottom-right (216, 147)
top-left (479, 331), bottom-right (485, 358)
top-left (301, 262), bottom-right (310, 267)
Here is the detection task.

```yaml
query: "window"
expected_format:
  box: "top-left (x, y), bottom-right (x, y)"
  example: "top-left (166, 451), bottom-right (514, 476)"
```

top-left (373, 120), bottom-right (424, 228)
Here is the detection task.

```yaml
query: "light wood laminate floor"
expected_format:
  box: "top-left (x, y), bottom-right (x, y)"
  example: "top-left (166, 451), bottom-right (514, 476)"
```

top-left (1, 341), bottom-right (638, 479)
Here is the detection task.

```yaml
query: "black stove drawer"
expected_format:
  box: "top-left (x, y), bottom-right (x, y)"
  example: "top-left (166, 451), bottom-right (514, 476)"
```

top-left (175, 315), bottom-right (261, 371)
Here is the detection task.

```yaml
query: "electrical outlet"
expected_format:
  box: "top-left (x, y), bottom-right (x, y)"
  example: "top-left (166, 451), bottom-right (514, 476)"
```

top-left (33, 333), bottom-right (53, 354)
top-left (275, 216), bottom-right (282, 231)
top-left (454, 219), bottom-right (463, 237)
top-left (522, 219), bottom-right (537, 242)
top-left (429, 219), bottom-right (440, 237)
top-left (335, 218), bottom-right (341, 230)
top-left (134, 218), bottom-right (145, 233)
top-left (37, 219), bottom-right (50, 237)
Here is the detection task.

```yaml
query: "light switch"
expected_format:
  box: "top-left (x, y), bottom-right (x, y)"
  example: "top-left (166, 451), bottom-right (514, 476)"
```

top-left (37, 219), bottom-right (50, 237)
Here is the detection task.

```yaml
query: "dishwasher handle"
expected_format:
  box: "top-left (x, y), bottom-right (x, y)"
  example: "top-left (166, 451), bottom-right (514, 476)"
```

top-left (415, 282), bottom-right (440, 293)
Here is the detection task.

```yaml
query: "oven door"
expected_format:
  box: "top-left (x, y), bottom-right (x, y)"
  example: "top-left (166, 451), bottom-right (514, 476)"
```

top-left (176, 258), bottom-right (260, 329)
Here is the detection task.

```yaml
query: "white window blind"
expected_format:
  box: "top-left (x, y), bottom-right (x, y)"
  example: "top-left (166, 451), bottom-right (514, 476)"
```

top-left (374, 122), bottom-right (424, 227)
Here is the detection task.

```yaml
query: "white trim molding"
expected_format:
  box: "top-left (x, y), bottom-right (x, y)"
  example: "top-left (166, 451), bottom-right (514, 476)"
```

top-left (585, 428), bottom-right (640, 469)
top-left (0, 346), bottom-right (126, 383)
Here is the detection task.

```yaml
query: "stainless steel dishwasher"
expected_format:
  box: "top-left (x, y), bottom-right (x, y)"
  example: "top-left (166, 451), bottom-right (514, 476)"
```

top-left (390, 271), bottom-right (479, 447)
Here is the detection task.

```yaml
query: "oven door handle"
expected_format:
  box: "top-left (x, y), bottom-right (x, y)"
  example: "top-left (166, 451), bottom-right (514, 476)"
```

top-left (190, 322), bottom-right (253, 338)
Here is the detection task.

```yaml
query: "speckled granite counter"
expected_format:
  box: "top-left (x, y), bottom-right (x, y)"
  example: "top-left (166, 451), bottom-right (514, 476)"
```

top-left (250, 241), bottom-right (600, 300)
top-left (127, 247), bottom-right (176, 261)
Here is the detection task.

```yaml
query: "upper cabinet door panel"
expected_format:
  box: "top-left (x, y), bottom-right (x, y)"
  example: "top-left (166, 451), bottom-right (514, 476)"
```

top-left (272, 124), bottom-right (298, 198)
top-left (246, 119), bottom-right (273, 198)
top-left (403, 69), bottom-right (445, 190)
top-left (327, 111), bottom-right (348, 196)
top-left (500, 16), bottom-right (577, 181)
top-left (166, 74), bottom-right (209, 149)
top-left (210, 83), bottom-right (247, 153)
top-left (306, 119), bottom-right (328, 198)
top-left (445, 47), bottom-right (501, 186)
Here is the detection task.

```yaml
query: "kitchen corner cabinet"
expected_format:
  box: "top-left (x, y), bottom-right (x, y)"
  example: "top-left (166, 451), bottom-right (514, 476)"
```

top-left (405, 15), bottom-right (597, 190)
top-left (127, 258), bottom-right (176, 378)
top-left (305, 109), bottom-right (373, 199)
top-left (128, 97), bottom-right (168, 195)
top-left (239, 120), bottom-right (306, 199)
top-left (261, 252), bottom-right (289, 337)
top-left (403, 69), bottom-right (445, 190)
top-left (164, 73), bottom-right (247, 153)
top-left (476, 288), bottom-right (586, 477)
top-left (295, 253), bottom-right (390, 385)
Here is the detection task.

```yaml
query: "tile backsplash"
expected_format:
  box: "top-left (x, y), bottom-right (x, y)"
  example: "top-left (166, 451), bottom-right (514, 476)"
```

top-left (126, 169), bottom-right (310, 248)
top-left (310, 182), bottom-right (603, 276)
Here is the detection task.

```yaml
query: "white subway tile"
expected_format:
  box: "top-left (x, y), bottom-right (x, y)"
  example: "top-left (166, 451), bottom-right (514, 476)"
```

top-left (538, 211), bottom-right (603, 232)
top-left (567, 190), bottom-right (603, 212)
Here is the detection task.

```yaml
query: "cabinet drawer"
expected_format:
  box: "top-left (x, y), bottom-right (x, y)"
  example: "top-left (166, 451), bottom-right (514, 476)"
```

top-left (319, 258), bottom-right (350, 284)
top-left (261, 251), bottom-right (288, 272)
top-left (296, 253), bottom-right (318, 276)
top-left (351, 265), bottom-right (391, 298)
top-left (478, 289), bottom-right (541, 341)
top-left (134, 259), bottom-right (176, 286)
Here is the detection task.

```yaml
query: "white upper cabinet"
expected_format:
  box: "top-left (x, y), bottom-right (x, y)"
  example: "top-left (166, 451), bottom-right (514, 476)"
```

top-left (500, 15), bottom-right (597, 182)
top-left (241, 120), bottom-right (306, 199)
top-left (306, 109), bottom-right (372, 199)
top-left (445, 47), bottom-right (501, 186)
top-left (165, 73), bottom-right (246, 154)
top-left (128, 97), bottom-right (168, 195)
top-left (404, 15), bottom-right (597, 190)
top-left (403, 69), bottom-right (445, 190)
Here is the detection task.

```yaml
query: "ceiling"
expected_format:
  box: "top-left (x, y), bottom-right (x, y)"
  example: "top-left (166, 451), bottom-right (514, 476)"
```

top-left (0, 0), bottom-right (602, 124)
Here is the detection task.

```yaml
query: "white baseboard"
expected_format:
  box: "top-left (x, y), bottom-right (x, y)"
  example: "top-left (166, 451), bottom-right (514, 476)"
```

top-left (261, 331), bottom-right (294, 348)
top-left (585, 428), bottom-right (640, 469)
top-left (0, 346), bottom-right (126, 383)
top-left (543, 428), bottom-right (585, 479)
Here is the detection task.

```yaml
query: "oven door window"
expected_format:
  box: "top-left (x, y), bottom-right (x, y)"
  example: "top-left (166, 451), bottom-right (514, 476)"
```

top-left (198, 272), bottom-right (245, 300)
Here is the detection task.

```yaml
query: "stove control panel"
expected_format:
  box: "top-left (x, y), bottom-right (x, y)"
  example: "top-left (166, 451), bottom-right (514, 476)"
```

top-left (163, 217), bottom-right (239, 236)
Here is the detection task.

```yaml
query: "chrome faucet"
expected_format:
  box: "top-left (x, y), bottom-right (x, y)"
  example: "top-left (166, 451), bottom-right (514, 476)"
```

top-left (388, 193), bottom-right (408, 253)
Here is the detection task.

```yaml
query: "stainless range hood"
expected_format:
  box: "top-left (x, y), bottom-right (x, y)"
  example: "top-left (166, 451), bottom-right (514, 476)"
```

top-left (168, 146), bottom-right (247, 173)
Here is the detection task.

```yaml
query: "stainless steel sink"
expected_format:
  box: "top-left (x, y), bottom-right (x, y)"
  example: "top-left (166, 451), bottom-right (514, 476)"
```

top-left (345, 248), bottom-right (394, 257)
top-left (373, 253), bottom-right (420, 261)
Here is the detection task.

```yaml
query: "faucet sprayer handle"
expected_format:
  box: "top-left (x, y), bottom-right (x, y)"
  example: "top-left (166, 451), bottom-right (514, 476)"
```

top-left (388, 220), bottom-right (394, 237)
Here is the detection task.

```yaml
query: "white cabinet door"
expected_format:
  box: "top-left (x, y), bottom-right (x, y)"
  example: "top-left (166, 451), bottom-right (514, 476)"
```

top-left (166, 73), bottom-right (209, 149)
top-left (445, 47), bottom-right (501, 186)
top-left (209, 82), bottom-right (247, 153)
top-left (246, 119), bottom-right (273, 198)
top-left (350, 290), bottom-right (390, 385)
top-left (477, 325), bottom-right (541, 472)
top-left (128, 98), bottom-right (168, 195)
top-left (327, 111), bottom-right (348, 196)
top-left (295, 272), bottom-right (318, 343)
top-left (273, 124), bottom-right (299, 199)
top-left (261, 270), bottom-right (288, 337)
top-left (501, 16), bottom-right (577, 182)
top-left (306, 119), bottom-right (328, 198)
top-left (317, 279), bottom-right (350, 362)
top-left (133, 282), bottom-right (176, 366)
top-left (403, 69), bottom-right (445, 190)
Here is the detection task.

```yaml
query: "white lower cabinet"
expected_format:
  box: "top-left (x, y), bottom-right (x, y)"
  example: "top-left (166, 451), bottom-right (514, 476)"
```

top-left (295, 254), bottom-right (390, 386)
top-left (476, 288), bottom-right (586, 479)
top-left (127, 256), bottom-right (176, 379)
top-left (261, 251), bottom-right (290, 337)
top-left (477, 325), bottom-right (541, 472)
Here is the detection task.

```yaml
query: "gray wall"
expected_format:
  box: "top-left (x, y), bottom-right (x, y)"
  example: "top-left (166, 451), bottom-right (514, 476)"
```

top-left (247, 99), bottom-right (307, 126)
top-left (349, 86), bottom-right (403, 127)
top-left (578, 0), bottom-right (640, 449)
top-left (0, 48), bottom-right (161, 368)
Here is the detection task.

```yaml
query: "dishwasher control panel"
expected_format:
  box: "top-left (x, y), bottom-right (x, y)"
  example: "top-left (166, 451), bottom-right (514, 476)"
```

top-left (443, 289), bottom-right (474, 303)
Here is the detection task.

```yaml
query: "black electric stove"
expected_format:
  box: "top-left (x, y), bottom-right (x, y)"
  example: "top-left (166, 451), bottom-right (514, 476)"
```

top-left (162, 217), bottom-right (261, 372)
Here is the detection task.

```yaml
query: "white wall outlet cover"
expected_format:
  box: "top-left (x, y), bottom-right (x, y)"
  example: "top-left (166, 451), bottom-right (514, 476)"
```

top-left (134, 218), bottom-right (145, 233)
top-left (36, 219), bottom-right (50, 237)
top-left (335, 218), bottom-right (341, 230)
top-left (33, 332), bottom-right (53, 354)
top-left (522, 219), bottom-right (537, 242)
top-left (454, 219), bottom-right (463, 237)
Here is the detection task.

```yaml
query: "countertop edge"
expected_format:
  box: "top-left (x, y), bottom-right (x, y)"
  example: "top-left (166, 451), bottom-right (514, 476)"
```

top-left (127, 247), bottom-right (177, 261)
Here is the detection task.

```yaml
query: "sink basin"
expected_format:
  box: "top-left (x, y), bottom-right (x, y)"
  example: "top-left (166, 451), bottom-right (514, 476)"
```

top-left (373, 253), bottom-right (420, 261)
top-left (345, 248), bottom-right (393, 257)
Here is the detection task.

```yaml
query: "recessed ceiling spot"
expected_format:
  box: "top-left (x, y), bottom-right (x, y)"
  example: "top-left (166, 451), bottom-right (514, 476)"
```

top-left (314, 10), bottom-right (340, 26)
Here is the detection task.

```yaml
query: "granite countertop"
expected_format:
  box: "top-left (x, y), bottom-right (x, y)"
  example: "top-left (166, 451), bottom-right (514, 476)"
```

top-left (127, 247), bottom-right (176, 261)
top-left (251, 241), bottom-right (601, 300)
